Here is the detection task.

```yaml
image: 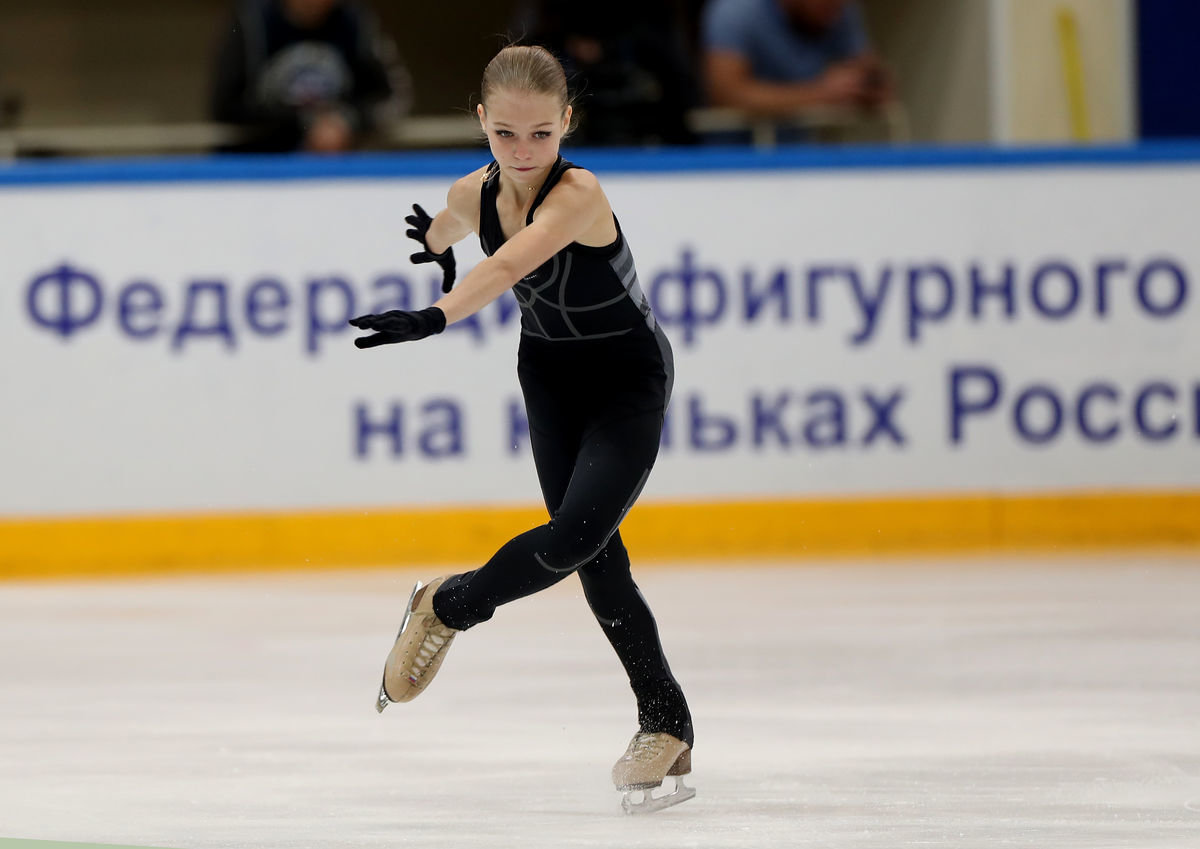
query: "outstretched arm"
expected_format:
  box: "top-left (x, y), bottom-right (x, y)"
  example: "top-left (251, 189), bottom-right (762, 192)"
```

top-left (431, 169), bottom-right (607, 326)
top-left (401, 172), bottom-right (482, 294)
top-left (349, 171), bottom-right (478, 347)
top-left (421, 174), bottom-right (478, 255)
top-left (350, 169), bottom-right (609, 348)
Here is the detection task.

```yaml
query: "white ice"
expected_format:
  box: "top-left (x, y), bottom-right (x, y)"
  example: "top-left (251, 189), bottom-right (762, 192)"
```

top-left (1, 556), bottom-right (1199, 848)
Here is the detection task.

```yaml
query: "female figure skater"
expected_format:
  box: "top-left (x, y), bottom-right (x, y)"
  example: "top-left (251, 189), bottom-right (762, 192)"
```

top-left (349, 44), bottom-right (693, 814)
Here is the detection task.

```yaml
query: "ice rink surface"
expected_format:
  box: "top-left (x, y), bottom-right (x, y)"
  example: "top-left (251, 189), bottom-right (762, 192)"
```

top-left (1, 555), bottom-right (1199, 849)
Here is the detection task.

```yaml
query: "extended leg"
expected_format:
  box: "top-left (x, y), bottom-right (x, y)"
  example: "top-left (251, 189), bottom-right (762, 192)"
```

top-left (433, 411), bottom-right (664, 630)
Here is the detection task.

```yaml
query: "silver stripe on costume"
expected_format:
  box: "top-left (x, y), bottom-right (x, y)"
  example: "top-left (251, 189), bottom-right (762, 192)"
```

top-left (609, 238), bottom-right (656, 331)
top-left (519, 248), bottom-right (643, 341)
top-left (611, 241), bottom-right (635, 280)
top-left (653, 323), bottom-right (674, 405)
top-left (521, 328), bottom-right (633, 341)
top-left (505, 225), bottom-right (656, 340)
top-left (512, 272), bottom-right (553, 339)
top-left (554, 253), bottom-right (582, 337)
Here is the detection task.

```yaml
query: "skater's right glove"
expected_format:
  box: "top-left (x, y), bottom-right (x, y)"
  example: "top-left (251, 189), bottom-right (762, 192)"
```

top-left (349, 307), bottom-right (446, 348)
top-left (406, 203), bottom-right (457, 293)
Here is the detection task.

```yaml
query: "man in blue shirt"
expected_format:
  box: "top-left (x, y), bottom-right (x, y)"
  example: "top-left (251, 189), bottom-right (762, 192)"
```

top-left (701, 0), bottom-right (889, 117)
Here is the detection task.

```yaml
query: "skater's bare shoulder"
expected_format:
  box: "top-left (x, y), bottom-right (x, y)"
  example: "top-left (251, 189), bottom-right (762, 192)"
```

top-left (542, 167), bottom-right (605, 208)
top-left (535, 168), bottom-right (616, 249)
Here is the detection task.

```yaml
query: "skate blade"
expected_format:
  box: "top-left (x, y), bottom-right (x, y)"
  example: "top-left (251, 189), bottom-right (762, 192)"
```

top-left (620, 777), bottom-right (696, 815)
top-left (375, 579), bottom-right (425, 713)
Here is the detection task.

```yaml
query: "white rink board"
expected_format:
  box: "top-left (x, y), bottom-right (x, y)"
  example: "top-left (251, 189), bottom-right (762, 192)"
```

top-left (2, 153), bottom-right (1199, 516)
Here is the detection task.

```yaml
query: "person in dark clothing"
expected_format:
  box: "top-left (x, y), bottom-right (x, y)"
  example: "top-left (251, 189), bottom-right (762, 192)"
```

top-left (348, 45), bottom-right (695, 815)
top-left (210, 0), bottom-right (411, 152)
top-left (512, 0), bottom-right (700, 146)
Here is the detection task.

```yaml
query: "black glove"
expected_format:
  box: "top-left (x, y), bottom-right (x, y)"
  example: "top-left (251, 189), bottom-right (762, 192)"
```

top-left (406, 203), bottom-right (456, 293)
top-left (349, 307), bottom-right (447, 348)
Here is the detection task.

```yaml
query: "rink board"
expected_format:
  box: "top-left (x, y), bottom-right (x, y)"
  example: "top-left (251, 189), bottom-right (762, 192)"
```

top-left (2, 491), bottom-right (1199, 579)
top-left (2, 146), bottom-right (1198, 575)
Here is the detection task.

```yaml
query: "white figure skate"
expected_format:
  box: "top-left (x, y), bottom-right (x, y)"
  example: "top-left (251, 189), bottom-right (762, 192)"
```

top-left (375, 577), bottom-right (456, 712)
top-left (612, 731), bottom-right (696, 814)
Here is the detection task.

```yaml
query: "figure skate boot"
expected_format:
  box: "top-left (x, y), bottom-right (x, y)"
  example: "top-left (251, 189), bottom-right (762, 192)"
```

top-left (612, 731), bottom-right (695, 814)
top-left (375, 577), bottom-right (457, 712)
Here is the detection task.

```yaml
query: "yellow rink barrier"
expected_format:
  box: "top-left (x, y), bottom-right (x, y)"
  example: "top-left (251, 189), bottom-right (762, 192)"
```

top-left (1, 490), bottom-right (1197, 580)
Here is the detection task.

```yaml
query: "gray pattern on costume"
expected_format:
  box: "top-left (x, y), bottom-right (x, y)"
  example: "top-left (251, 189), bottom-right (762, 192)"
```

top-left (479, 156), bottom-right (656, 341)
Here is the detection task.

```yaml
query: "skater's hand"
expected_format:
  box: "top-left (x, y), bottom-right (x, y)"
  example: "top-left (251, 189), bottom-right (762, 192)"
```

top-left (349, 306), bottom-right (446, 348)
top-left (406, 203), bottom-right (457, 293)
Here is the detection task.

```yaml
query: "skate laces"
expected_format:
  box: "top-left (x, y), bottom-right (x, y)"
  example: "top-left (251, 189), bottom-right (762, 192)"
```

top-left (627, 732), bottom-right (668, 762)
top-left (410, 616), bottom-right (454, 678)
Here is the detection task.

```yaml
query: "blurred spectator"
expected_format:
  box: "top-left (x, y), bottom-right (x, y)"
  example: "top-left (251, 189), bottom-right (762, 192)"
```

top-left (0, 89), bottom-right (20, 130)
top-left (512, 0), bottom-right (700, 146)
top-left (210, 0), bottom-right (412, 153)
top-left (701, 0), bottom-right (891, 118)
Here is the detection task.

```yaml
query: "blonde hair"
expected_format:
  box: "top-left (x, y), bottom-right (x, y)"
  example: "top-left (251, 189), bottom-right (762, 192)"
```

top-left (480, 45), bottom-right (571, 114)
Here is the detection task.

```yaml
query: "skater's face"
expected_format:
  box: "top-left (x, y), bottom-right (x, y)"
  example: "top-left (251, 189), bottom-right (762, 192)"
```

top-left (477, 88), bottom-right (571, 189)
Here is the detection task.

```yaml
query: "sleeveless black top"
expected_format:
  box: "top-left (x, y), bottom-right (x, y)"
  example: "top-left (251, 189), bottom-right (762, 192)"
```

top-left (478, 156), bottom-right (657, 342)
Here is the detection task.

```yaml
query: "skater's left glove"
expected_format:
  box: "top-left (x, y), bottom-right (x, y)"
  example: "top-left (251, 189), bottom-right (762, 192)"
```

top-left (349, 306), bottom-right (446, 348)
top-left (406, 203), bottom-right (457, 293)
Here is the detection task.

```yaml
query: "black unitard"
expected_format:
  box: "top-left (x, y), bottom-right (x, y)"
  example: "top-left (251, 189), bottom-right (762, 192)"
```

top-left (432, 156), bottom-right (693, 747)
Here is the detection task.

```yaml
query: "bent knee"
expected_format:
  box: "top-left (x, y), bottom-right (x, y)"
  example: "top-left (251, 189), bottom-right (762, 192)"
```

top-left (534, 521), bottom-right (612, 574)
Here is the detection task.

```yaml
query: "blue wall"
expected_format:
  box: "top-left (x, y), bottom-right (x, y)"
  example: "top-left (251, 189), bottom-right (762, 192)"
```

top-left (5, 143), bottom-right (1200, 188)
top-left (1137, 0), bottom-right (1200, 139)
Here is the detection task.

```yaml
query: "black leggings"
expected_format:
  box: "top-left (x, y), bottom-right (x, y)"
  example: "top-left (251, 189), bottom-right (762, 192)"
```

top-left (433, 382), bottom-right (693, 747)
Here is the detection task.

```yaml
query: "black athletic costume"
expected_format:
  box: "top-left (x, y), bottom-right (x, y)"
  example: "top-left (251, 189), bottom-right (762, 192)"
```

top-left (432, 156), bottom-right (693, 747)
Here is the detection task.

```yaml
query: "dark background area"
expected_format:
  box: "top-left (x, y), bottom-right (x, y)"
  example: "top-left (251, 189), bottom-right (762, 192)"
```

top-left (1135, 0), bottom-right (1200, 139)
